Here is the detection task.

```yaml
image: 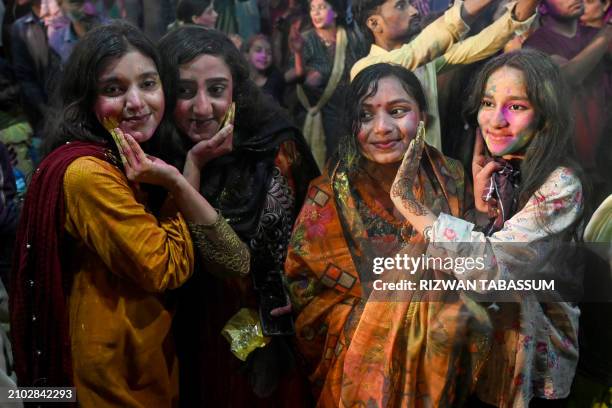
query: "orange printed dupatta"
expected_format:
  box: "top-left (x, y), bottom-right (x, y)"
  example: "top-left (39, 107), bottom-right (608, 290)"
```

top-left (285, 146), bottom-right (492, 407)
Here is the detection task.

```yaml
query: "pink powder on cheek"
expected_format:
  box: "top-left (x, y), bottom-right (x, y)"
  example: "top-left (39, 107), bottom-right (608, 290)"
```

top-left (324, 9), bottom-right (336, 25)
top-left (174, 100), bottom-right (193, 135)
top-left (93, 96), bottom-right (123, 124)
top-left (503, 106), bottom-right (535, 132)
top-left (356, 126), bottom-right (376, 160)
top-left (252, 51), bottom-right (269, 65)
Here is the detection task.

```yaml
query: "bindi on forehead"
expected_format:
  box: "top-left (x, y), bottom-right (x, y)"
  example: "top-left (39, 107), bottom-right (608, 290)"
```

top-left (362, 101), bottom-right (385, 108)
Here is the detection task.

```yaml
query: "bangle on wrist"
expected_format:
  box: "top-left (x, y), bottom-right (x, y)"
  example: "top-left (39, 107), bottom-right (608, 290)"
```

top-left (188, 211), bottom-right (250, 277)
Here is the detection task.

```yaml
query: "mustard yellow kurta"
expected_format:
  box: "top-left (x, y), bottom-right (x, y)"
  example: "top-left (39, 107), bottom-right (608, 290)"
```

top-left (62, 156), bottom-right (194, 407)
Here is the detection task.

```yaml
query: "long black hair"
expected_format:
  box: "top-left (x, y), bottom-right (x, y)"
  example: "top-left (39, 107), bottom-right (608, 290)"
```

top-left (338, 63), bottom-right (428, 172)
top-left (464, 49), bottom-right (588, 215)
top-left (157, 26), bottom-right (318, 238)
top-left (42, 20), bottom-right (174, 158)
top-left (157, 25), bottom-right (284, 167)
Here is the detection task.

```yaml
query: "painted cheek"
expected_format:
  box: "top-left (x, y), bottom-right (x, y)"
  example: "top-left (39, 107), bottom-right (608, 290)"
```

top-left (506, 109), bottom-right (534, 134)
top-left (501, 107), bottom-right (515, 124)
top-left (399, 112), bottom-right (419, 139)
top-left (174, 101), bottom-right (192, 134)
top-left (94, 96), bottom-right (123, 123)
top-left (324, 9), bottom-right (335, 25)
top-left (484, 137), bottom-right (504, 155)
top-left (515, 128), bottom-right (534, 145)
top-left (502, 128), bottom-right (535, 154)
top-left (212, 100), bottom-right (230, 124)
top-left (394, 139), bottom-right (411, 161)
top-left (356, 126), bottom-right (371, 155)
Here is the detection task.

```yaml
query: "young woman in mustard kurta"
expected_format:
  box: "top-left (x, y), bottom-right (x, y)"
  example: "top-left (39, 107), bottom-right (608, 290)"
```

top-left (11, 21), bottom-right (249, 407)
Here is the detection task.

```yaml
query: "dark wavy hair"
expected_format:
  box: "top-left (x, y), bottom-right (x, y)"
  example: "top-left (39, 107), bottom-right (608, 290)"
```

top-left (338, 63), bottom-right (428, 172)
top-left (308, 0), bottom-right (348, 27)
top-left (176, 0), bottom-right (213, 24)
top-left (464, 49), bottom-right (588, 225)
top-left (157, 26), bottom-right (281, 165)
top-left (42, 20), bottom-right (175, 158)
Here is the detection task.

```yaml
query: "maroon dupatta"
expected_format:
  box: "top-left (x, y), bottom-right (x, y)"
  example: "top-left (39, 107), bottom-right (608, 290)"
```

top-left (10, 141), bottom-right (111, 387)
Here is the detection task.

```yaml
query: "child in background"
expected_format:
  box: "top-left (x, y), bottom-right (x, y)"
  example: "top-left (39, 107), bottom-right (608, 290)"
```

top-left (245, 34), bottom-right (287, 105)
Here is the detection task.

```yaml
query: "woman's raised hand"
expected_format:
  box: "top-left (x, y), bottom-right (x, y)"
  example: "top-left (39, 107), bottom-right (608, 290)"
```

top-left (187, 124), bottom-right (234, 169)
top-left (390, 122), bottom-right (427, 216)
top-left (472, 129), bottom-right (502, 213)
top-left (114, 127), bottom-right (181, 191)
top-left (288, 19), bottom-right (305, 54)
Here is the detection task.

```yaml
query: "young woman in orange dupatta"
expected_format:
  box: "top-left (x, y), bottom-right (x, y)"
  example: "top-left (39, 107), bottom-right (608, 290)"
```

top-left (284, 63), bottom-right (492, 407)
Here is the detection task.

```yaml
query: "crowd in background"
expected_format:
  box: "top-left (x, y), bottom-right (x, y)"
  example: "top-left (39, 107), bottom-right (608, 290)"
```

top-left (0, 0), bottom-right (610, 406)
top-left (1, 0), bottom-right (610, 194)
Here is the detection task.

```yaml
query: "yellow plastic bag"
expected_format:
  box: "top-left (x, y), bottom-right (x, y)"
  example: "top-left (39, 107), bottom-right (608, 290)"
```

top-left (222, 308), bottom-right (270, 361)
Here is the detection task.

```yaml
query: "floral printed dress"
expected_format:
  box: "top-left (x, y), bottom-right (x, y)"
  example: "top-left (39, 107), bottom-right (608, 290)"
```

top-left (428, 167), bottom-right (584, 407)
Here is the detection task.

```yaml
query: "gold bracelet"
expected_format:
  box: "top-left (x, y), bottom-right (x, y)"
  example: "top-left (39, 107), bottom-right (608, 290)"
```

top-left (188, 213), bottom-right (250, 277)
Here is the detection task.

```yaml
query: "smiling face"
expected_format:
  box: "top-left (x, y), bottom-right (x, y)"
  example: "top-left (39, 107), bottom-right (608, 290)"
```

top-left (94, 50), bottom-right (165, 143)
top-left (248, 37), bottom-right (273, 71)
top-left (368, 0), bottom-right (420, 49)
top-left (477, 66), bottom-right (537, 157)
top-left (174, 54), bottom-right (233, 144)
top-left (309, 0), bottom-right (337, 29)
top-left (192, 2), bottom-right (218, 27)
top-left (357, 76), bottom-right (423, 164)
